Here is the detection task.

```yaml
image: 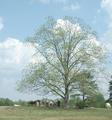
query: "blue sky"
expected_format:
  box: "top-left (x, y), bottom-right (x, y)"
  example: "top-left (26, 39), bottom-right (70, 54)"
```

top-left (0, 0), bottom-right (108, 40)
top-left (0, 0), bottom-right (112, 100)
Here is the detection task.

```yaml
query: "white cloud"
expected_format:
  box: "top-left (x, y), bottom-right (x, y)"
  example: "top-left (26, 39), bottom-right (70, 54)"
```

top-left (0, 17), bottom-right (4, 31)
top-left (0, 38), bottom-right (39, 100)
top-left (101, 0), bottom-right (112, 14)
top-left (55, 19), bottom-right (81, 33)
top-left (0, 38), bottom-right (35, 67)
top-left (55, 19), bottom-right (102, 48)
top-left (101, 0), bottom-right (112, 37)
top-left (63, 3), bottom-right (80, 11)
top-left (99, 0), bottom-right (112, 98)
top-left (100, 0), bottom-right (112, 53)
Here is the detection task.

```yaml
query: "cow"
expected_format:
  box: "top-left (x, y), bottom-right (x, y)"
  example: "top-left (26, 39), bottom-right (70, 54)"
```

top-left (28, 100), bottom-right (39, 106)
top-left (14, 104), bottom-right (21, 107)
top-left (105, 102), bottom-right (111, 109)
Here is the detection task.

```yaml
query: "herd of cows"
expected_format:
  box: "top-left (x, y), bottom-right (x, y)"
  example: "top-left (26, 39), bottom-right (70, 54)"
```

top-left (13, 99), bottom-right (112, 109)
top-left (27, 99), bottom-right (112, 109)
top-left (27, 99), bottom-right (61, 108)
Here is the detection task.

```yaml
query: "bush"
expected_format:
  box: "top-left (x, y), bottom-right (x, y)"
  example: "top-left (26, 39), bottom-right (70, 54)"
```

top-left (75, 101), bottom-right (85, 109)
top-left (69, 93), bottom-right (105, 108)
top-left (86, 93), bottom-right (105, 108)
top-left (68, 96), bottom-right (81, 108)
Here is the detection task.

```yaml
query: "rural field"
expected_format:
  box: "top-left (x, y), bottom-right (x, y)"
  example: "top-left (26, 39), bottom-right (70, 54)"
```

top-left (0, 106), bottom-right (112, 120)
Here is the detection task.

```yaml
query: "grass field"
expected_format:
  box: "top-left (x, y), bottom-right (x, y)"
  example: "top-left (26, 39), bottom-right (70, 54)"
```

top-left (0, 106), bottom-right (112, 120)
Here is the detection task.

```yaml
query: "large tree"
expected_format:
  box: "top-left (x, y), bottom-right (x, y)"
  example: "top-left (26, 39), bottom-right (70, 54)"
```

top-left (18, 17), bottom-right (104, 107)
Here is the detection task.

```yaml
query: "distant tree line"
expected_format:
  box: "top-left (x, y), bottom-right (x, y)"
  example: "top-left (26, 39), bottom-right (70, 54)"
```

top-left (0, 98), bottom-right (14, 106)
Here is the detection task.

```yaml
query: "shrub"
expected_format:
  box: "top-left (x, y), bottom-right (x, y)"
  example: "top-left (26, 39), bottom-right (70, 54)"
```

top-left (75, 101), bottom-right (85, 109)
top-left (86, 93), bottom-right (105, 108)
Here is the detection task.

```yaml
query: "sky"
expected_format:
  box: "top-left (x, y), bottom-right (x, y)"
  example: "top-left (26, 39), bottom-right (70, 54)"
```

top-left (0, 0), bottom-right (112, 101)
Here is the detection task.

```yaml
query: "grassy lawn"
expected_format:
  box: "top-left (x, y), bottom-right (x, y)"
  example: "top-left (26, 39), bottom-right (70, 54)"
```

top-left (0, 106), bottom-right (112, 120)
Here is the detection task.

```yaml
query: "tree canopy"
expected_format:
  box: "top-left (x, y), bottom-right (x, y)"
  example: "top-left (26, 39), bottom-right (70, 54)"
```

top-left (17, 17), bottom-right (104, 107)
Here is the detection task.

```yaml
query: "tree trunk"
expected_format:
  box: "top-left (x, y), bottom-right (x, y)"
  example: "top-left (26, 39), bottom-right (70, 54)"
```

top-left (82, 93), bottom-right (85, 102)
top-left (82, 93), bottom-right (85, 108)
top-left (63, 90), bottom-right (69, 108)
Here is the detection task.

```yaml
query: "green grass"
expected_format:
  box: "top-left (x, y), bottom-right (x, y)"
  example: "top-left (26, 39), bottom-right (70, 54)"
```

top-left (0, 106), bottom-right (112, 120)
